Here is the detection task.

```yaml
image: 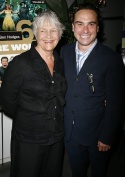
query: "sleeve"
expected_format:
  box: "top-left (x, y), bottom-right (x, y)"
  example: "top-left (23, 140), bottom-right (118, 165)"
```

top-left (99, 55), bottom-right (125, 145)
top-left (0, 57), bottom-right (23, 118)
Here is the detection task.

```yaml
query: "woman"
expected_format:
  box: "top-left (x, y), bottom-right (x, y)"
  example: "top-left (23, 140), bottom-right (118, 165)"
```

top-left (0, 11), bottom-right (67, 177)
top-left (0, 4), bottom-right (15, 31)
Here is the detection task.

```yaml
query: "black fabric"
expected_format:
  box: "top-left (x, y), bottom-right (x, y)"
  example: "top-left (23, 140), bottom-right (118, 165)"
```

top-left (0, 45), bottom-right (67, 145)
top-left (0, 66), bottom-right (6, 81)
top-left (65, 135), bottom-right (110, 177)
top-left (60, 41), bottom-right (125, 146)
top-left (10, 138), bottom-right (64, 177)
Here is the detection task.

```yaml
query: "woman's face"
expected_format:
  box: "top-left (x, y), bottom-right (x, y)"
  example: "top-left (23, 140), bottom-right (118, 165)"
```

top-left (6, 4), bottom-right (10, 10)
top-left (36, 20), bottom-right (60, 52)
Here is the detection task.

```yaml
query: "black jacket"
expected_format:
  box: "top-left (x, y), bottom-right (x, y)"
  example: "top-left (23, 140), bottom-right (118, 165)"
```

top-left (60, 41), bottom-right (124, 146)
top-left (1, 45), bottom-right (67, 145)
top-left (0, 66), bottom-right (6, 81)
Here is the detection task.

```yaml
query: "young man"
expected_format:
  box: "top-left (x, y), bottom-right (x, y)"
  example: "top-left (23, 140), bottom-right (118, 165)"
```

top-left (0, 56), bottom-right (8, 85)
top-left (61, 3), bottom-right (124, 177)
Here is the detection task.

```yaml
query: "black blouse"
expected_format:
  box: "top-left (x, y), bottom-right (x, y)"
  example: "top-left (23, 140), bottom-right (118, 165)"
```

top-left (1, 45), bottom-right (67, 145)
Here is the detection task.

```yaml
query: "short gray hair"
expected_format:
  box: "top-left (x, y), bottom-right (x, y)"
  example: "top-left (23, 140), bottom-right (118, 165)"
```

top-left (32, 10), bottom-right (65, 39)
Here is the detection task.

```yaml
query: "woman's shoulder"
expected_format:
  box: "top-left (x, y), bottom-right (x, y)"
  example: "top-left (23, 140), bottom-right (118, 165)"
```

top-left (10, 50), bottom-right (30, 66)
top-left (5, 10), bottom-right (11, 13)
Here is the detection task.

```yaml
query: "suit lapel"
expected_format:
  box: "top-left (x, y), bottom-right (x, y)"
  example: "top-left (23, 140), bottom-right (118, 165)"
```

top-left (68, 44), bottom-right (77, 75)
top-left (78, 42), bottom-right (100, 75)
top-left (71, 50), bottom-right (77, 75)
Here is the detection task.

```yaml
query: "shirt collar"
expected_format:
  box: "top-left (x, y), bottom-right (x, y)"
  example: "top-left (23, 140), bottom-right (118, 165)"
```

top-left (75, 39), bottom-right (97, 56)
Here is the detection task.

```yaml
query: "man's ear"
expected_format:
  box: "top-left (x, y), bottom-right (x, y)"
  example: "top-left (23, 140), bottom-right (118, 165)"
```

top-left (72, 24), bottom-right (74, 32)
top-left (97, 25), bottom-right (99, 33)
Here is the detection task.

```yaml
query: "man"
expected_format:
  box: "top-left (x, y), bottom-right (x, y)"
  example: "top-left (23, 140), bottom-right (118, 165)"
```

top-left (0, 56), bottom-right (8, 85)
top-left (19, 1), bottom-right (29, 20)
top-left (60, 3), bottom-right (124, 177)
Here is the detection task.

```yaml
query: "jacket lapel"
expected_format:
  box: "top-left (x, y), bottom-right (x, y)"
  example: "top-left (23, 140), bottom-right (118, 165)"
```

top-left (78, 41), bottom-right (100, 75)
top-left (68, 44), bottom-right (77, 75)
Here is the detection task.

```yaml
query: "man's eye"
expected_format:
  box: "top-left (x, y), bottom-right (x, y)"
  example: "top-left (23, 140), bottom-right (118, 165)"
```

top-left (77, 23), bottom-right (82, 26)
top-left (89, 23), bottom-right (96, 26)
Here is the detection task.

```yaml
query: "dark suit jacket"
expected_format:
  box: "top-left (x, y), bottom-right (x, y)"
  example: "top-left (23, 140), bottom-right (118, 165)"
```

top-left (0, 66), bottom-right (5, 81)
top-left (60, 40), bottom-right (124, 146)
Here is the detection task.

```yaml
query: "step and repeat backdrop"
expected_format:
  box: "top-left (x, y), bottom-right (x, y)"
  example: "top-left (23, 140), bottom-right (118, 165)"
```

top-left (0, 0), bottom-right (47, 164)
top-left (0, 0), bottom-right (47, 63)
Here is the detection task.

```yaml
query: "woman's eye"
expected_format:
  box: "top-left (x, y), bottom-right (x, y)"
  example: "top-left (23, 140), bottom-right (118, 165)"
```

top-left (41, 30), bottom-right (46, 33)
top-left (52, 29), bottom-right (57, 32)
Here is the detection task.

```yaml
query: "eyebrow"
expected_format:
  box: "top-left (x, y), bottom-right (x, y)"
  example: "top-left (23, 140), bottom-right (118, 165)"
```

top-left (75, 21), bottom-right (97, 24)
top-left (40, 26), bottom-right (57, 29)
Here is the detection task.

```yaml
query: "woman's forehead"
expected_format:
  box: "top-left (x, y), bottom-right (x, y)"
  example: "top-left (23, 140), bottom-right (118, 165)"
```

top-left (39, 19), bottom-right (57, 28)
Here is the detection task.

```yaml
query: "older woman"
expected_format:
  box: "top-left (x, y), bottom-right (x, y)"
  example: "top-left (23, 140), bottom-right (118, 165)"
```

top-left (0, 11), bottom-right (67, 177)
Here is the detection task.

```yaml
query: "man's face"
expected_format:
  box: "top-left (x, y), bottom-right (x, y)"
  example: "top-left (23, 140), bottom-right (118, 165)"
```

top-left (1, 58), bottom-right (8, 68)
top-left (72, 9), bottom-right (99, 52)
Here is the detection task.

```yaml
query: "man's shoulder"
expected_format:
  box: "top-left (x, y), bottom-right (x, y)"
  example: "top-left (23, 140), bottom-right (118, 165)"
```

top-left (97, 41), bottom-right (118, 55)
top-left (0, 66), bottom-right (4, 72)
top-left (96, 42), bottom-right (123, 68)
top-left (61, 42), bottom-right (76, 50)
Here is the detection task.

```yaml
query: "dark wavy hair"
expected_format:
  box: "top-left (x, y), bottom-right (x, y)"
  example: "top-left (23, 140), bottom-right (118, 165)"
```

top-left (72, 3), bottom-right (101, 23)
top-left (71, 2), bottom-right (104, 42)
